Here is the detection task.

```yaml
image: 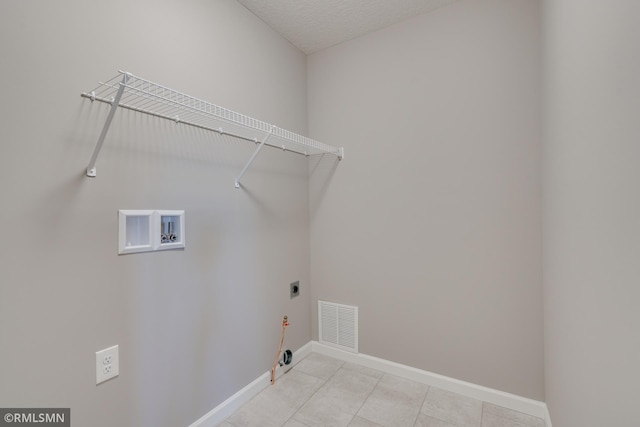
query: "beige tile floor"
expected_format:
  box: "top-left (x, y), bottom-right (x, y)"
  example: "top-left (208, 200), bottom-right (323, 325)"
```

top-left (222, 353), bottom-right (545, 427)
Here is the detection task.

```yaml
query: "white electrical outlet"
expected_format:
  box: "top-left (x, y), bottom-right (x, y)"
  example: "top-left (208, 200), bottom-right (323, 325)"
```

top-left (96, 345), bottom-right (119, 384)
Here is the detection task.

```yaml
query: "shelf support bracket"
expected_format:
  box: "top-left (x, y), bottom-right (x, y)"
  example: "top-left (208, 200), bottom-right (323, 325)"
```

top-left (86, 73), bottom-right (129, 177)
top-left (235, 128), bottom-right (274, 188)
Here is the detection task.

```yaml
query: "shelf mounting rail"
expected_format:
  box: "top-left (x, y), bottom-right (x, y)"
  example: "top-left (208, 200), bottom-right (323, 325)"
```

top-left (81, 70), bottom-right (344, 186)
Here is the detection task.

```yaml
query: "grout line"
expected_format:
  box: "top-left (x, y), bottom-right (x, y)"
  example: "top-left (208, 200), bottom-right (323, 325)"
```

top-left (281, 355), bottom-right (341, 427)
top-left (412, 384), bottom-right (431, 427)
top-left (350, 371), bottom-right (384, 427)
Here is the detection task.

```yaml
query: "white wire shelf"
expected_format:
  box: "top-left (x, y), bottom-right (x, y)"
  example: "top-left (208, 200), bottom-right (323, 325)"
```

top-left (81, 71), bottom-right (343, 186)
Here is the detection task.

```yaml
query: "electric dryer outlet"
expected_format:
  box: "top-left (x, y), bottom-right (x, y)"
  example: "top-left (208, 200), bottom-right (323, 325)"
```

top-left (290, 281), bottom-right (300, 298)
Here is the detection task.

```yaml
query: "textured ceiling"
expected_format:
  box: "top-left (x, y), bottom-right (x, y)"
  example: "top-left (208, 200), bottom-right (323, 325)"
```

top-left (236, 0), bottom-right (460, 54)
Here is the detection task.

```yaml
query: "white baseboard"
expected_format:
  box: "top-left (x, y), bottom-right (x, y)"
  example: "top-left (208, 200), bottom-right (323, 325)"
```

top-left (187, 341), bottom-right (313, 427)
top-left (188, 340), bottom-right (552, 427)
top-left (311, 341), bottom-right (550, 424)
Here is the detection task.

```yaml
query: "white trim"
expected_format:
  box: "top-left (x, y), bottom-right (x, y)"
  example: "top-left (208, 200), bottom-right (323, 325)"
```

top-left (187, 342), bottom-right (312, 427)
top-left (545, 404), bottom-right (553, 427)
top-left (311, 341), bottom-right (549, 422)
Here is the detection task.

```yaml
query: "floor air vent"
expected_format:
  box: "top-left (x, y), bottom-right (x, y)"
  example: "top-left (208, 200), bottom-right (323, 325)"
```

top-left (318, 301), bottom-right (358, 353)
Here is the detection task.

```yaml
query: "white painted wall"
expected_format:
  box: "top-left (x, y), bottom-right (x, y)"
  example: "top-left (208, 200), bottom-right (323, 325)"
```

top-left (542, 0), bottom-right (640, 425)
top-left (308, 0), bottom-right (543, 400)
top-left (0, 1), bottom-right (311, 426)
